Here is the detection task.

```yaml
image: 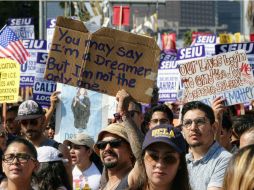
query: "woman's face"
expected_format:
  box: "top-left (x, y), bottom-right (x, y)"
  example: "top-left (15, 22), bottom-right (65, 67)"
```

top-left (2, 142), bottom-right (37, 183)
top-left (144, 142), bottom-right (181, 188)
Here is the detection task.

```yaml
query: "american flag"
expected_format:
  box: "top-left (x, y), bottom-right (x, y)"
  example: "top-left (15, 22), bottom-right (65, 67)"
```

top-left (0, 26), bottom-right (29, 64)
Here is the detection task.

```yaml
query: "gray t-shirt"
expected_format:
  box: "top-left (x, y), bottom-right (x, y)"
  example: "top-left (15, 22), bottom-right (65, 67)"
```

top-left (186, 142), bottom-right (232, 190)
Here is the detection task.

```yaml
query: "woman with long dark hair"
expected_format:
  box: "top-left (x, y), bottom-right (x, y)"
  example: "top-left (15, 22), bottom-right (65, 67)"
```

top-left (1, 138), bottom-right (39, 190)
top-left (128, 124), bottom-right (191, 190)
top-left (36, 146), bottom-right (71, 190)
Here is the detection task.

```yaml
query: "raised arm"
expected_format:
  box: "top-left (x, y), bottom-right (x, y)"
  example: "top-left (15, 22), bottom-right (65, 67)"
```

top-left (45, 91), bottom-right (60, 126)
top-left (116, 89), bottom-right (144, 161)
top-left (212, 96), bottom-right (226, 143)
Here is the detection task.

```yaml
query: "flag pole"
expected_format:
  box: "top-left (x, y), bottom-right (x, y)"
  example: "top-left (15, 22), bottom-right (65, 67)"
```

top-left (0, 24), bottom-right (7, 33)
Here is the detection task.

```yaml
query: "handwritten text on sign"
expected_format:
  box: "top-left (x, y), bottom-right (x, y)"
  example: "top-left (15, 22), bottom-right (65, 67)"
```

top-left (179, 50), bottom-right (254, 105)
top-left (0, 59), bottom-right (20, 103)
top-left (44, 23), bottom-right (159, 103)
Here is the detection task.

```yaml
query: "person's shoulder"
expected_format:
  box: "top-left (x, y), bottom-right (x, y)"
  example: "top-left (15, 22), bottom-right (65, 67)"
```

top-left (216, 143), bottom-right (232, 158)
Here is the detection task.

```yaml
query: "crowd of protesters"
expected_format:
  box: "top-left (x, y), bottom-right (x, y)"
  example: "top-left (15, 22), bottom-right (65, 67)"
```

top-left (0, 88), bottom-right (254, 190)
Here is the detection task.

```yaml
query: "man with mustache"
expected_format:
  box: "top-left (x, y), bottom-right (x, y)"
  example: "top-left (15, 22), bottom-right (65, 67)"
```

top-left (15, 100), bottom-right (72, 185)
top-left (94, 89), bottom-right (143, 190)
top-left (181, 101), bottom-right (232, 190)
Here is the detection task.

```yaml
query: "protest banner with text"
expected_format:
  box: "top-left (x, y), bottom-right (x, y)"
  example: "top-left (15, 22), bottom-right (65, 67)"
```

top-left (157, 52), bottom-right (179, 102)
top-left (21, 39), bottom-right (47, 87)
top-left (7, 17), bottom-right (34, 39)
top-left (44, 17), bottom-right (160, 103)
top-left (178, 50), bottom-right (254, 106)
top-left (33, 52), bottom-right (56, 107)
top-left (0, 58), bottom-right (20, 103)
top-left (215, 42), bottom-right (254, 76)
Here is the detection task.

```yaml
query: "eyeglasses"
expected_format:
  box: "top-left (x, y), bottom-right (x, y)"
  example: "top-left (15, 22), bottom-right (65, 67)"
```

top-left (20, 119), bottom-right (39, 126)
top-left (96, 139), bottom-right (123, 150)
top-left (150, 118), bottom-right (169, 125)
top-left (144, 150), bottom-right (178, 166)
top-left (2, 153), bottom-right (35, 164)
top-left (182, 117), bottom-right (208, 129)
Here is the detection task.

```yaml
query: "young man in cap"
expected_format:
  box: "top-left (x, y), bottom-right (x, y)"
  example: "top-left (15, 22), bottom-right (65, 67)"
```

top-left (64, 133), bottom-right (101, 190)
top-left (15, 100), bottom-right (72, 185)
top-left (181, 101), bottom-right (232, 190)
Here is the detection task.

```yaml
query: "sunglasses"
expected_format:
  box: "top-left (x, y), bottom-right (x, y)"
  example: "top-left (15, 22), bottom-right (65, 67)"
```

top-left (2, 153), bottom-right (35, 164)
top-left (96, 139), bottom-right (123, 150)
top-left (144, 150), bottom-right (178, 165)
top-left (20, 119), bottom-right (39, 126)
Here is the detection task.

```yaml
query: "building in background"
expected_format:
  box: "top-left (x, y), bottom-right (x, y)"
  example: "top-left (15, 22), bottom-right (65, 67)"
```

top-left (112, 1), bottom-right (240, 38)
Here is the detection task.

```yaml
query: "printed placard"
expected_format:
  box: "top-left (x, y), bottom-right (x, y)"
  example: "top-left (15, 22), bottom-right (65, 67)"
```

top-left (215, 42), bottom-right (254, 75)
top-left (0, 58), bottom-right (20, 103)
top-left (157, 52), bottom-right (179, 102)
top-left (7, 17), bottom-right (34, 39)
top-left (44, 16), bottom-right (160, 103)
top-left (33, 52), bottom-right (56, 107)
top-left (179, 50), bottom-right (254, 106)
top-left (55, 83), bottom-right (117, 142)
top-left (46, 18), bottom-right (56, 51)
top-left (193, 35), bottom-right (216, 56)
top-left (21, 39), bottom-right (47, 87)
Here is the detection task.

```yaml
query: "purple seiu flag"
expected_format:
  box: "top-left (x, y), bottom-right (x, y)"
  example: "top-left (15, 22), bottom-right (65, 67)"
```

top-left (0, 25), bottom-right (29, 64)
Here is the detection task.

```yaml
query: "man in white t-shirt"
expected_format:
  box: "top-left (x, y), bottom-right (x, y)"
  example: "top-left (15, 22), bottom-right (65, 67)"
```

top-left (64, 133), bottom-right (101, 190)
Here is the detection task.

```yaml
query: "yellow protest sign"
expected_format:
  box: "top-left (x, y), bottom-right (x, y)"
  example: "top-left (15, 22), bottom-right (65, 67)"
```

top-left (219, 33), bottom-right (233, 44)
top-left (0, 58), bottom-right (20, 103)
top-left (234, 32), bottom-right (241, 43)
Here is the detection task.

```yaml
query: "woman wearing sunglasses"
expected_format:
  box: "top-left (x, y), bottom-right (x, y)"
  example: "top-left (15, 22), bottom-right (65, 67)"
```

top-left (111, 89), bottom-right (191, 190)
top-left (1, 138), bottom-right (39, 190)
top-left (128, 124), bottom-right (191, 190)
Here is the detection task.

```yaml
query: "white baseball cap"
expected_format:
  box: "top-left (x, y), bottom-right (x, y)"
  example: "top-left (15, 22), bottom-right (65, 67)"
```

top-left (37, 146), bottom-right (68, 163)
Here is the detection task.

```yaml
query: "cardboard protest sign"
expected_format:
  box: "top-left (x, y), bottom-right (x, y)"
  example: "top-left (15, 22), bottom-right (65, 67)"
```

top-left (0, 58), bottom-right (20, 103)
top-left (179, 50), bottom-right (254, 106)
top-left (44, 16), bottom-right (160, 103)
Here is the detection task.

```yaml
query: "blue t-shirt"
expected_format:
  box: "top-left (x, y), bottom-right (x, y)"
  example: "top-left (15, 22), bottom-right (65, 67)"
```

top-left (186, 142), bottom-right (232, 190)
